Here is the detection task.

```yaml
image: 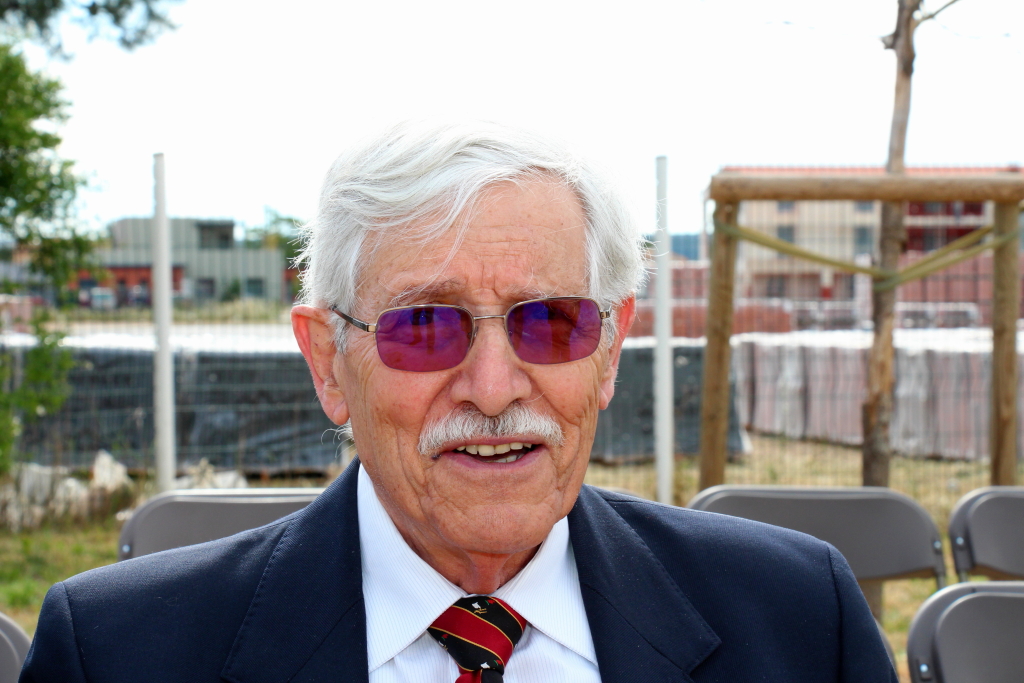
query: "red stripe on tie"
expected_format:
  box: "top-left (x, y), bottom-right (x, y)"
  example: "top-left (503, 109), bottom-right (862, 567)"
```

top-left (431, 608), bottom-right (514, 664)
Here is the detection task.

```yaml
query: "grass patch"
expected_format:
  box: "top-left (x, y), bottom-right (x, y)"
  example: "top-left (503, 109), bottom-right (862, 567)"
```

top-left (0, 522), bottom-right (120, 635)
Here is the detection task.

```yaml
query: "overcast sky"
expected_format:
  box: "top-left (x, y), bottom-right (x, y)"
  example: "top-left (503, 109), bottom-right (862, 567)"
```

top-left (21, 0), bottom-right (1024, 236)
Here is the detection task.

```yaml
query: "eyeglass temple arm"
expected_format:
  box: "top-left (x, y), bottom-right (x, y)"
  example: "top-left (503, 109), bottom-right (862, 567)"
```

top-left (329, 306), bottom-right (376, 333)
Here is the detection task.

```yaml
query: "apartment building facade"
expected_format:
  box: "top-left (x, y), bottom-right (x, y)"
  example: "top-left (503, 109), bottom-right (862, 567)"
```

top-left (87, 217), bottom-right (286, 306)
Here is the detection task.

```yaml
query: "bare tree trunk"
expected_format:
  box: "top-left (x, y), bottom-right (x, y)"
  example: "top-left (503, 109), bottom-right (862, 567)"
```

top-left (863, 0), bottom-right (919, 492)
top-left (861, 0), bottom-right (922, 621)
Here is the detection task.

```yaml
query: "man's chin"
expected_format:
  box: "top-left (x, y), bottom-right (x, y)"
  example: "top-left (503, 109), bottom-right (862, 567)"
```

top-left (435, 504), bottom-right (567, 556)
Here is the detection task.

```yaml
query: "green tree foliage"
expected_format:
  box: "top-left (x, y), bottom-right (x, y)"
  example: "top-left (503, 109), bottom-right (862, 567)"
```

top-left (0, 311), bottom-right (73, 474)
top-left (0, 42), bottom-right (95, 295)
top-left (1, 0), bottom-right (177, 52)
top-left (0, 44), bottom-right (88, 472)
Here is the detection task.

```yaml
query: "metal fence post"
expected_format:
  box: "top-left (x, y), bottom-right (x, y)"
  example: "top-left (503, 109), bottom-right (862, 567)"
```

top-left (153, 153), bottom-right (176, 492)
top-left (654, 156), bottom-right (674, 504)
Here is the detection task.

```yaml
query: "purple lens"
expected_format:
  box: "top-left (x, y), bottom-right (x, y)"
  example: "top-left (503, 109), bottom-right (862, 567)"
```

top-left (507, 298), bottom-right (603, 365)
top-left (375, 306), bottom-right (472, 372)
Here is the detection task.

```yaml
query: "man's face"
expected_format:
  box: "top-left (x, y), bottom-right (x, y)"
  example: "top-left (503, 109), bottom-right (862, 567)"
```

top-left (321, 178), bottom-right (631, 564)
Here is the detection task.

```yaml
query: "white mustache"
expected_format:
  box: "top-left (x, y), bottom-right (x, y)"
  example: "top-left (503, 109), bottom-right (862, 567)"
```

top-left (418, 402), bottom-right (564, 456)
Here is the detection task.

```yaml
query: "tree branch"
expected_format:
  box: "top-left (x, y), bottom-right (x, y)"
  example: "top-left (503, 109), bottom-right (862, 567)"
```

top-left (920, 0), bottom-right (965, 22)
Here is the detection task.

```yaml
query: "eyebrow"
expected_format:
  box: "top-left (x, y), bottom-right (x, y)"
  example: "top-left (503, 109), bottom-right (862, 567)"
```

top-left (382, 279), bottom-right (554, 310)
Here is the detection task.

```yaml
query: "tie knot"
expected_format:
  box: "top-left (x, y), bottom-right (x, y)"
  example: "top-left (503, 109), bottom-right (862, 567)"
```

top-left (428, 596), bottom-right (527, 683)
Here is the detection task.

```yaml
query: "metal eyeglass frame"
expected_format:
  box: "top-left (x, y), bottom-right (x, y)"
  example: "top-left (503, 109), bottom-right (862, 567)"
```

top-left (329, 296), bottom-right (611, 354)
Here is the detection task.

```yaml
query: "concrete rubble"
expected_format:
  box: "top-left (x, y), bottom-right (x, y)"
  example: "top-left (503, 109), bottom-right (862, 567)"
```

top-left (1, 452), bottom-right (250, 530)
top-left (0, 450), bottom-right (135, 531)
top-left (175, 458), bottom-right (248, 490)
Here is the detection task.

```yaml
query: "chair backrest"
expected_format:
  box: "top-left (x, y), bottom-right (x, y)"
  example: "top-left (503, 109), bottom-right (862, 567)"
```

top-left (0, 629), bottom-right (20, 683)
top-left (119, 488), bottom-right (324, 560)
top-left (688, 486), bottom-right (946, 584)
top-left (905, 581), bottom-right (1024, 683)
top-left (948, 486), bottom-right (1024, 581)
top-left (0, 609), bottom-right (29, 683)
top-left (934, 593), bottom-right (1024, 683)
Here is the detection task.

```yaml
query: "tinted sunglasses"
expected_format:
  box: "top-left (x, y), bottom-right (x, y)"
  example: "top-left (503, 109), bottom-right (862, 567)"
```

top-left (330, 296), bottom-right (610, 372)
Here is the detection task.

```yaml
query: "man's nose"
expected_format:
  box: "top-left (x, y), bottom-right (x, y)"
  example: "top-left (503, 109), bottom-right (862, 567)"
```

top-left (448, 318), bottom-right (532, 416)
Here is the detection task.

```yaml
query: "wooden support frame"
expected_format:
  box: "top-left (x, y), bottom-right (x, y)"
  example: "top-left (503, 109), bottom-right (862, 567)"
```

top-left (700, 174), bottom-right (1024, 491)
top-left (699, 202), bottom-right (738, 489)
top-left (991, 203), bottom-right (1020, 485)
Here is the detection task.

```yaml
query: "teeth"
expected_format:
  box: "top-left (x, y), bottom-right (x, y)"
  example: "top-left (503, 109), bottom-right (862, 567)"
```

top-left (492, 453), bottom-right (519, 464)
top-left (451, 442), bottom-right (538, 456)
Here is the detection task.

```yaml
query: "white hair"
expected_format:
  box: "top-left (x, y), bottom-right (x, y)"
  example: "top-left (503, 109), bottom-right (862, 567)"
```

top-left (296, 120), bottom-right (647, 348)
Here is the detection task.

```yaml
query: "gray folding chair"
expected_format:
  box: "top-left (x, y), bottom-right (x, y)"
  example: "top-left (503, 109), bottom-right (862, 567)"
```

top-left (905, 581), bottom-right (1024, 683)
top-left (0, 610), bottom-right (29, 675)
top-left (688, 486), bottom-right (947, 586)
top-left (119, 488), bottom-right (323, 560)
top-left (0, 632), bottom-right (20, 683)
top-left (688, 485), bottom-right (948, 671)
top-left (0, 610), bottom-right (29, 683)
top-left (948, 486), bottom-right (1024, 581)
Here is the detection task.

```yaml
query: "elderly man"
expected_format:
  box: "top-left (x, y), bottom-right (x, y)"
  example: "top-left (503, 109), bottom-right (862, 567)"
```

top-left (22, 122), bottom-right (895, 683)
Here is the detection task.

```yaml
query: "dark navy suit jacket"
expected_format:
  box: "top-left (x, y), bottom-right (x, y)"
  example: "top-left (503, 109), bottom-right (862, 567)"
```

top-left (22, 460), bottom-right (896, 682)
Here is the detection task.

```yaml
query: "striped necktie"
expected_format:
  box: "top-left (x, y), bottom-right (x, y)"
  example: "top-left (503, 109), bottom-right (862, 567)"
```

top-left (427, 596), bottom-right (527, 683)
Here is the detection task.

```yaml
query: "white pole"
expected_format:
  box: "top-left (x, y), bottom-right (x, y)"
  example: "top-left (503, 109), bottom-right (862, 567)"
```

top-left (654, 156), bottom-right (674, 505)
top-left (153, 153), bottom-right (176, 492)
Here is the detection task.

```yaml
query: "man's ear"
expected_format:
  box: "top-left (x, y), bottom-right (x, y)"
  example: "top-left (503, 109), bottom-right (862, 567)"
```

top-left (292, 305), bottom-right (351, 426)
top-left (598, 295), bottom-right (636, 410)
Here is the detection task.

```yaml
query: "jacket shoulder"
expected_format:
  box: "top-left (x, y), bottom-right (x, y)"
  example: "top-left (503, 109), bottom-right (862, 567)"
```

top-left (576, 486), bottom-right (895, 682)
top-left (42, 518), bottom-right (291, 681)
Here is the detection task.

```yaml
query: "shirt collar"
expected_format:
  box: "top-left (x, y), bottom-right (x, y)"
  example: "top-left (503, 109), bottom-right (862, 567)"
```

top-left (357, 465), bottom-right (597, 671)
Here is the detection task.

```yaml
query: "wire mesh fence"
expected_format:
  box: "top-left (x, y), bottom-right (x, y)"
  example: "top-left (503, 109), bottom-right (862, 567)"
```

top-left (619, 180), bottom-right (1024, 525)
top-left (2, 181), bottom-right (1022, 529)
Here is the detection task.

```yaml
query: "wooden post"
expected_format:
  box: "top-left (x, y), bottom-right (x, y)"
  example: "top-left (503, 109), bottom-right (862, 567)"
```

top-left (699, 201), bottom-right (739, 490)
top-left (991, 202), bottom-right (1020, 486)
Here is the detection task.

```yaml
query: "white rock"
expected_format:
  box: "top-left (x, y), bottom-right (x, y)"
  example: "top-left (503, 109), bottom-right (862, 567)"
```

top-left (176, 459), bottom-right (248, 489)
top-left (51, 477), bottom-right (89, 519)
top-left (91, 450), bottom-right (131, 493)
top-left (212, 470), bottom-right (248, 489)
top-left (15, 463), bottom-right (69, 506)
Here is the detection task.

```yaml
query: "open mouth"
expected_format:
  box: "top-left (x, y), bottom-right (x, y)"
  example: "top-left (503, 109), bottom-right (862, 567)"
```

top-left (451, 442), bottom-right (541, 464)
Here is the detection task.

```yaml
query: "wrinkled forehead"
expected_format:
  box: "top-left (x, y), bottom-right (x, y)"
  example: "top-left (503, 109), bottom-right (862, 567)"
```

top-left (356, 179), bottom-right (590, 311)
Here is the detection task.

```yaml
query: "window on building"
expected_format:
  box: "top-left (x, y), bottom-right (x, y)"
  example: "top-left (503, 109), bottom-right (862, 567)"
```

top-left (776, 225), bottom-right (795, 259)
top-left (854, 226), bottom-right (874, 256)
top-left (766, 275), bottom-right (787, 298)
top-left (245, 278), bottom-right (265, 298)
top-left (777, 201), bottom-right (795, 213)
top-left (198, 221), bottom-right (235, 249)
top-left (854, 201), bottom-right (874, 213)
top-left (196, 278), bottom-right (216, 300)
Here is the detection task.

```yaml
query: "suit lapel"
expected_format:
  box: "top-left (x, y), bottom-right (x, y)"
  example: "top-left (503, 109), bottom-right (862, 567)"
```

top-left (569, 486), bottom-right (721, 683)
top-left (221, 459), bottom-right (368, 683)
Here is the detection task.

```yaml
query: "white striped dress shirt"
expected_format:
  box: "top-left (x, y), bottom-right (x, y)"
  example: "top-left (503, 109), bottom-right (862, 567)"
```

top-left (358, 465), bottom-right (601, 682)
